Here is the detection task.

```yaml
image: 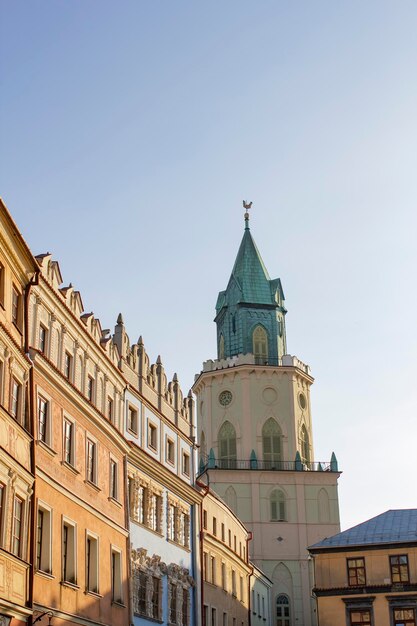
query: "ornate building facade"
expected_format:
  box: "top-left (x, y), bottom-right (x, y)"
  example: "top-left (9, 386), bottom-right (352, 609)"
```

top-left (193, 210), bottom-right (341, 626)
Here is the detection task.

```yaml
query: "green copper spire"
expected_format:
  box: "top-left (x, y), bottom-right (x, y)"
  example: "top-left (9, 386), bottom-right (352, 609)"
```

top-left (215, 204), bottom-right (287, 364)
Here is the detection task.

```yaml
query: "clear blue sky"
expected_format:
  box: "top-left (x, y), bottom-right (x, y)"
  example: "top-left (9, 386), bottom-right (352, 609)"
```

top-left (1, 1), bottom-right (416, 530)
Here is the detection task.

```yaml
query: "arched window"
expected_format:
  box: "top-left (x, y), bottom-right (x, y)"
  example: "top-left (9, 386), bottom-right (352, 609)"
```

top-left (225, 486), bottom-right (237, 512)
top-left (253, 325), bottom-right (268, 364)
top-left (262, 418), bottom-right (282, 467)
top-left (318, 488), bottom-right (330, 523)
top-left (219, 334), bottom-right (225, 360)
top-left (276, 594), bottom-right (291, 626)
top-left (218, 421), bottom-right (237, 468)
top-left (300, 425), bottom-right (310, 464)
top-left (270, 489), bottom-right (286, 521)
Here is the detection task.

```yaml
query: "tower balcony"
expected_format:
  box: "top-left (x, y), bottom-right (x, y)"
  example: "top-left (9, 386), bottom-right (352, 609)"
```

top-left (199, 453), bottom-right (339, 474)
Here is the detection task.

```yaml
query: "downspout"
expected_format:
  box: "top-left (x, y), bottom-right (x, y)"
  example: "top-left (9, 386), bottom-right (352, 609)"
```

top-left (196, 478), bottom-right (209, 626)
top-left (24, 270), bottom-right (39, 626)
top-left (247, 531), bottom-right (253, 626)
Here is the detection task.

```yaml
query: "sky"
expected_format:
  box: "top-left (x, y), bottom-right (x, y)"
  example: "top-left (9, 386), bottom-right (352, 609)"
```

top-left (1, 1), bottom-right (416, 531)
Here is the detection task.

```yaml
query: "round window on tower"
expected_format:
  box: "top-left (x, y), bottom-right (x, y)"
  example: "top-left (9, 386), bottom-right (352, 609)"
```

top-left (298, 392), bottom-right (307, 410)
top-left (219, 390), bottom-right (233, 407)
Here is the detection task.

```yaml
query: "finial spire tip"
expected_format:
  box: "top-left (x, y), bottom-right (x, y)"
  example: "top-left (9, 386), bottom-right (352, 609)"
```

top-left (242, 200), bottom-right (253, 229)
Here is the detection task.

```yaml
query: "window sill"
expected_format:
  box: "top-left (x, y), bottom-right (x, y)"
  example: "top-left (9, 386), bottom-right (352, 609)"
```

top-left (85, 589), bottom-right (103, 598)
top-left (60, 580), bottom-right (80, 590)
top-left (36, 569), bottom-right (54, 580)
top-left (130, 520), bottom-right (163, 537)
top-left (85, 480), bottom-right (100, 492)
top-left (133, 612), bottom-right (162, 623)
top-left (108, 496), bottom-right (122, 508)
top-left (127, 428), bottom-right (138, 437)
top-left (111, 600), bottom-right (126, 608)
top-left (12, 322), bottom-right (23, 336)
top-left (61, 461), bottom-right (79, 475)
top-left (38, 440), bottom-right (57, 457)
top-left (166, 538), bottom-right (190, 552)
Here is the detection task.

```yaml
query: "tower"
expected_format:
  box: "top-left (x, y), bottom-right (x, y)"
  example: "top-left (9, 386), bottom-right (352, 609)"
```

top-left (193, 207), bottom-right (341, 626)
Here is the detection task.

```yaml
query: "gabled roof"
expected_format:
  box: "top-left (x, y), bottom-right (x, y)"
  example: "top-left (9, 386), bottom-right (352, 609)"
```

top-left (310, 509), bottom-right (417, 550)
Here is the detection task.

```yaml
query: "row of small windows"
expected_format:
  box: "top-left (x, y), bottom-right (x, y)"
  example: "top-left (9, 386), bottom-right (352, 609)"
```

top-left (218, 323), bottom-right (284, 363)
top-left (203, 606), bottom-right (246, 626)
top-left (216, 419), bottom-right (310, 464)
top-left (347, 554), bottom-right (412, 586)
top-left (0, 262), bottom-right (24, 332)
top-left (36, 505), bottom-right (123, 602)
top-left (0, 483), bottom-right (28, 559)
top-left (134, 573), bottom-right (190, 625)
top-left (202, 509), bottom-right (246, 559)
top-left (203, 552), bottom-right (246, 602)
top-left (348, 607), bottom-right (415, 626)
top-left (37, 393), bottom-right (120, 500)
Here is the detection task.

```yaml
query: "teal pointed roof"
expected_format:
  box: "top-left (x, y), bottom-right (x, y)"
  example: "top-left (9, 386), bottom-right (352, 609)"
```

top-left (231, 226), bottom-right (274, 304)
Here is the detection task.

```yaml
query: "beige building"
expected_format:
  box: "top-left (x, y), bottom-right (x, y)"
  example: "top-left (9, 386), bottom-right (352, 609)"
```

top-left (200, 487), bottom-right (251, 626)
top-left (194, 211), bottom-right (341, 626)
top-left (0, 199), bottom-right (38, 626)
top-left (309, 509), bottom-right (417, 626)
top-left (28, 253), bottom-right (130, 626)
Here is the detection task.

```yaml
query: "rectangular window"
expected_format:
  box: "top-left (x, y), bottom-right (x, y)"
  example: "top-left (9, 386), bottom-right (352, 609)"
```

top-left (221, 523), bottom-right (225, 542)
top-left (111, 548), bottom-right (122, 603)
top-left (203, 552), bottom-right (208, 581)
top-left (211, 556), bottom-right (216, 585)
top-left (240, 576), bottom-right (244, 602)
top-left (86, 534), bottom-right (99, 593)
top-left (234, 535), bottom-right (237, 552)
top-left (12, 286), bottom-right (22, 329)
top-left (166, 437), bottom-right (175, 464)
top-left (107, 397), bottom-right (113, 421)
top-left (169, 581), bottom-right (177, 623)
top-left (203, 606), bottom-right (209, 626)
top-left (127, 405), bottom-right (138, 434)
top-left (39, 325), bottom-right (48, 354)
top-left (63, 418), bottom-right (75, 466)
top-left (349, 610), bottom-right (372, 626)
top-left (148, 493), bottom-right (162, 533)
top-left (203, 509), bottom-right (207, 529)
top-left (152, 576), bottom-right (160, 620)
top-left (148, 422), bottom-right (157, 450)
top-left (347, 557), bottom-right (366, 586)
top-left (137, 570), bottom-right (147, 615)
top-left (182, 588), bottom-right (189, 626)
top-left (228, 529), bottom-right (231, 546)
top-left (393, 608), bottom-right (416, 626)
top-left (87, 376), bottom-right (94, 402)
top-left (168, 503), bottom-right (176, 540)
top-left (213, 517), bottom-right (217, 536)
top-left (390, 555), bottom-right (410, 583)
top-left (110, 460), bottom-right (118, 500)
top-left (211, 607), bottom-right (217, 626)
top-left (10, 378), bottom-right (21, 421)
top-left (64, 352), bottom-right (72, 381)
top-left (182, 451), bottom-right (190, 476)
top-left (221, 562), bottom-right (226, 590)
top-left (231, 569), bottom-right (236, 596)
top-left (86, 439), bottom-right (97, 484)
top-left (36, 505), bottom-right (52, 573)
top-left (0, 484), bottom-right (4, 542)
top-left (223, 613), bottom-right (227, 626)
top-left (12, 496), bottom-right (23, 557)
top-left (62, 521), bottom-right (76, 583)
top-left (38, 396), bottom-right (49, 443)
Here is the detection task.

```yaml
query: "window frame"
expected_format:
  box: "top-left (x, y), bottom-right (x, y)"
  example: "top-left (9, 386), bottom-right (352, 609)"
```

top-left (10, 377), bottom-right (22, 422)
top-left (12, 495), bottom-right (24, 557)
top-left (63, 416), bottom-right (76, 467)
top-left (62, 517), bottom-right (77, 585)
top-left (36, 502), bottom-right (52, 574)
top-left (127, 404), bottom-right (139, 435)
top-left (347, 557), bottom-right (366, 587)
top-left (111, 546), bottom-right (123, 604)
top-left (85, 531), bottom-right (99, 594)
top-left (86, 437), bottom-right (98, 486)
top-left (38, 394), bottom-right (50, 445)
top-left (390, 554), bottom-right (410, 584)
top-left (147, 421), bottom-right (158, 451)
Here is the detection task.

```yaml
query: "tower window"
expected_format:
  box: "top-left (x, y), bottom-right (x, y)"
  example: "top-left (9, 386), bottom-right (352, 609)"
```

top-left (218, 421), bottom-right (237, 468)
top-left (276, 594), bottom-right (291, 626)
top-left (253, 325), bottom-right (268, 364)
top-left (219, 334), bottom-right (225, 360)
top-left (270, 489), bottom-right (286, 521)
top-left (300, 425), bottom-right (310, 464)
top-left (262, 418), bottom-right (282, 467)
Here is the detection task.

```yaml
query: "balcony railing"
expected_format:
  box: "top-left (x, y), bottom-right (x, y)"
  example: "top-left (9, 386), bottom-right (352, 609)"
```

top-left (199, 457), bottom-right (338, 473)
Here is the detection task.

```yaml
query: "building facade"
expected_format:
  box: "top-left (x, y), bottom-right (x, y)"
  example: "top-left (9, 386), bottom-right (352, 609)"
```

top-left (200, 487), bottom-right (252, 626)
top-left (28, 253), bottom-right (130, 626)
top-left (193, 210), bottom-right (341, 626)
top-left (309, 509), bottom-right (417, 626)
top-left (113, 315), bottom-right (201, 626)
top-left (0, 199), bottom-right (38, 626)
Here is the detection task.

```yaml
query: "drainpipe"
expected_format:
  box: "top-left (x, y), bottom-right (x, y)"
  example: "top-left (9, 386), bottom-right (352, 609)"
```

top-left (24, 270), bottom-right (39, 626)
top-left (247, 531), bottom-right (253, 626)
top-left (195, 478), bottom-right (209, 626)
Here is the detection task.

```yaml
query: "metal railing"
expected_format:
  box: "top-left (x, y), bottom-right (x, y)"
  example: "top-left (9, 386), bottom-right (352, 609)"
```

top-left (199, 458), bottom-right (337, 473)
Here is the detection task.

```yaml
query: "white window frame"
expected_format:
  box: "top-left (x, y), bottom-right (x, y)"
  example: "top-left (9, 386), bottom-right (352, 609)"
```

top-left (86, 436), bottom-right (98, 486)
top-left (63, 415), bottom-right (76, 467)
top-left (109, 457), bottom-right (118, 501)
top-left (111, 545), bottom-right (123, 604)
top-left (86, 530), bottom-right (99, 594)
top-left (62, 516), bottom-right (77, 584)
top-left (36, 501), bottom-right (52, 574)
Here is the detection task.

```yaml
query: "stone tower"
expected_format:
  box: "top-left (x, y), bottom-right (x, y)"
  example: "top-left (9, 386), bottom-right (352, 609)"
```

top-left (193, 209), bottom-right (341, 626)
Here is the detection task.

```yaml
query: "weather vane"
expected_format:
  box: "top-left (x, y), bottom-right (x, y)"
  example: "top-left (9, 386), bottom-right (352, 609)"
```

top-left (243, 200), bottom-right (253, 227)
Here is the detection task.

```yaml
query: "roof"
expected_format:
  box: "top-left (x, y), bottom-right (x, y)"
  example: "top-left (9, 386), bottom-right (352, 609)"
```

top-left (310, 509), bottom-right (417, 550)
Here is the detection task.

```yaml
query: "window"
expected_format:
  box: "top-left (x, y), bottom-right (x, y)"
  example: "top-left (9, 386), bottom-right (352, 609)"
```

top-left (228, 529), bottom-right (231, 546)
top-left (203, 552), bottom-right (208, 581)
top-left (12, 286), bottom-right (22, 329)
top-left (300, 424), bottom-right (310, 464)
top-left (347, 558), bottom-right (366, 586)
top-left (63, 418), bottom-right (75, 466)
top-left (38, 396), bottom-right (49, 443)
top-left (221, 523), bottom-right (225, 541)
top-left (107, 397), bottom-right (113, 422)
top-left (211, 608), bottom-right (217, 626)
top-left (148, 492), bottom-right (162, 533)
top-left (219, 334), bottom-right (225, 360)
top-left (349, 610), bottom-right (372, 625)
top-left (136, 570), bottom-right (147, 615)
top-left (390, 555), bottom-right (410, 583)
top-left (270, 489), bottom-right (286, 521)
top-left (86, 439), bottom-right (97, 484)
top-left (166, 438), bottom-right (175, 465)
top-left (87, 376), bottom-right (94, 402)
top-left (276, 594), bottom-right (290, 626)
top-left (253, 325), bottom-right (268, 364)
top-left (151, 576), bottom-right (160, 620)
top-left (0, 484), bottom-right (4, 542)
top-left (218, 421), bottom-right (237, 468)
top-left (182, 588), bottom-right (189, 626)
top-left (111, 548), bottom-right (122, 603)
top-left (213, 517), bottom-right (217, 536)
top-left (86, 534), bottom-right (98, 593)
top-left (64, 352), bottom-right (72, 381)
top-left (182, 451), bottom-right (190, 476)
top-left (257, 593), bottom-right (261, 615)
top-left (110, 460), bottom-right (118, 500)
top-left (221, 562), bottom-right (226, 590)
top-left (39, 325), bottom-right (48, 354)
top-left (211, 556), bottom-right (216, 585)
top-left (62, 521), bottom-right (76, 583)
top-left (0, 263), bottom-right (4, 307)
top-left (36, 505), bottom-right (52, 573)
top-left (148, 422), bottom-right (157, 450)
top-left (10, 378), bottom-right (22, 421)
top-left (222, 613), bottom-right (227, 626)
top-left (12, 496), bottom-right (23, 557)
top-left (393, 609), bottom-right (416, 626)
top-left (203, 509), bottom-right (207, 529)
top-left (231, 569), bottom-right (236, 596)
top-left (127, 405), bottom-right (138, 434)
top-left (240, 576), bottom-right (244, 602)
top-left (262, 418), bottom-right (282, 466)
top-left (203, 606), bottom-right (209, 626)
